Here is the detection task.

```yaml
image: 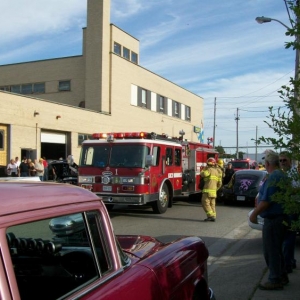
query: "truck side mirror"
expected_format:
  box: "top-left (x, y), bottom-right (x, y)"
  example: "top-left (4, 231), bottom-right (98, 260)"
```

top-left (146, 155), bottom-right (154, 167)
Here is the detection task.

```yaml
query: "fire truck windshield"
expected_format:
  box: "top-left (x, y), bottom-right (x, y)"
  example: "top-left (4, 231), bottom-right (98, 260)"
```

top-left (79, 144), bottom-right (150, 168)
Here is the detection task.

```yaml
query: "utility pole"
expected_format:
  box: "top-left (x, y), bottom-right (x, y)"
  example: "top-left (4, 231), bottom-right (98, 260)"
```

top-left (235, 108), bottom-right (240, 159)
top-left (255, 126), bottom-right (258, 161)
top-left (213, 97), bottom-right (216, 148)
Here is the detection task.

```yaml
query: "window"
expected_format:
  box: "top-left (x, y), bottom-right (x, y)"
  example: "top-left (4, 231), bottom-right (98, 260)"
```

top-left (21, 84), bottom-right (32, 94)
top-left (59, 80), bottom-right (71, 91)
top-left (110, 145), bottom-right (149, 168)
top-left (6, 210), bottom-right (112, 300)
top-left (185, 106), bottom-right (191, 120)
top-left (78, 133), bottom-right (92, 146)
top-left (0, 86), bottom-right (10, 91)
top-left (173, 101), bottom-right (181, 118)
top-left (11, 85), bottom-right (21, 94)
top-left (152, 146), bottom-right (161, 166)
top-left (123, 47), bottom-right (130, 60)
top-left (80, 145), bottom-right (110, 167)
top-left (114, 42), bottom-right (121, 55)
top-left (175, 148), bottom-right (181, 166)
top-left (166, 148), bottom-right (173, 166)
top-left (33, 83), bottom-right (45, 93)
top-left (0, 130), bottom-right (3, 149)
top-left (158, 95), bottom-right (165, 112)
top-left (131, 51), bottom-right (138, 64)
top-left (141, 89), bottom-right (147, 106)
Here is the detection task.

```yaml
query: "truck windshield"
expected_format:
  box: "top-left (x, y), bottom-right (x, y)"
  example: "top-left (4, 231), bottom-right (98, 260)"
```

top-left (79, 144), bottom-right (149, 168)
top-left (110, 145), bottom-right (149, 168)
top-left (80, 145), bottom-right (110, 167)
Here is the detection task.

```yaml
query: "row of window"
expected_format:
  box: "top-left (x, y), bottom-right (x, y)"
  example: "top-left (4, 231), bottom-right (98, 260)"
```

top-left (137, 87), bottom-right (191, 121)
top-left (113, 42), bottom-right (138, 64)
top-left (0, 80), bottom-right (71, 95)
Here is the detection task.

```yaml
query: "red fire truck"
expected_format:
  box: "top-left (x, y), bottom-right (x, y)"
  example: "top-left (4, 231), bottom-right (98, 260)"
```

top-left (78, 132), bottom-right (218, 214)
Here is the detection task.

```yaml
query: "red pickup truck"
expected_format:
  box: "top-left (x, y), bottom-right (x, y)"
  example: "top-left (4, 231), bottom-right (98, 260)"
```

top-left (0, 181), bottom-right (215, 300)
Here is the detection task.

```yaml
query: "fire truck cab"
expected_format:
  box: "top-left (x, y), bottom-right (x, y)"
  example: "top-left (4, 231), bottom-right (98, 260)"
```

top-left (78, 132), bottom-right (218, 214)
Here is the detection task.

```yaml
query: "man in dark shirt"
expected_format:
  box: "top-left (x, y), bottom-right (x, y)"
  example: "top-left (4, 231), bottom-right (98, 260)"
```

top-left (19, 158), bottom-right (29, 177)
top-left (250, 150), bottom-right (288, 290)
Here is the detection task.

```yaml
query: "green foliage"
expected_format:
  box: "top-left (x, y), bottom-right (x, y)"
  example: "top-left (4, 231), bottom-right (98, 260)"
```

top-left (215, 145), bottom-right (225, 154)
top-left (257, 1), bottom-right (300, 230)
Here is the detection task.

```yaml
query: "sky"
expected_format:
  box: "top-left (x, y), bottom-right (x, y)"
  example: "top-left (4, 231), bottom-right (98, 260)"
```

top-left (0, 0), bottom-right (296, 155)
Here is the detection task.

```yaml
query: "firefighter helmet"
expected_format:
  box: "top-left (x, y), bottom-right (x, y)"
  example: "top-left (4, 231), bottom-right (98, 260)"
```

top-left (207, 157), bottom-right (216, 165)
top-left (217, 159), bottom-right (224, 167)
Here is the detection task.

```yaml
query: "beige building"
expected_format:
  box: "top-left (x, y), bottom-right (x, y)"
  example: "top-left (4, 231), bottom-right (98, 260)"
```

top-left (0, 0), bottom-right (203, 170)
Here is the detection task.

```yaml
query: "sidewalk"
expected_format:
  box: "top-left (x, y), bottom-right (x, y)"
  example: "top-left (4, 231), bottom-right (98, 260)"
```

top-left (251, 246), bottom-right (300, 300)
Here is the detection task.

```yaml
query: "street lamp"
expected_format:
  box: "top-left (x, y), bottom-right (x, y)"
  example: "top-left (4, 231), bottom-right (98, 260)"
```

top-left (255, 15), bottom-right (300, 165)
top-left (255, 16), bottom-right (290, 30)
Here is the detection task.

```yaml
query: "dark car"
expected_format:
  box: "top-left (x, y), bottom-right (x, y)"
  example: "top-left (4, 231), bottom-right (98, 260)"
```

top-left (222, 169), bottom-right (267, 205)
top-left (48, 160), bottom-right (78, 184)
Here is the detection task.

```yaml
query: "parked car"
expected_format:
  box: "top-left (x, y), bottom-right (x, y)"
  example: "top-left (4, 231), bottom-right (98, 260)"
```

top-left (222, 169), bottom-right (267, 205)
top-left (231, 159), bottom-right (258, 172)
top-left (0, 181), bottom-right (215, 300)
top-left (48, 159), bottom-right (78, 184)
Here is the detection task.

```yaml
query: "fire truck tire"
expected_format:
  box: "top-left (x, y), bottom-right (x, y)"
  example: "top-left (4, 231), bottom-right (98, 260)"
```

top-left (152, 183), bottom-right (169, 214)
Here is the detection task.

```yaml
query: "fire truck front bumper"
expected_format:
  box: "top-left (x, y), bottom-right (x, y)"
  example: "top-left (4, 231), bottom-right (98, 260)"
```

top-left (95, 193), bottom-right (154, 205)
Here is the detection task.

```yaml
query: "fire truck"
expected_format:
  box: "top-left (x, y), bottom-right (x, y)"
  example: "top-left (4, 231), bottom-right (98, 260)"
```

top-left (78, 132), bottom-right (218, 214)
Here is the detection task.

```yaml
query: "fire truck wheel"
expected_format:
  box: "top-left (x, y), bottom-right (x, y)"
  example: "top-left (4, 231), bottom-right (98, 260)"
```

top-left (152, 183), bottom-right (169, 214)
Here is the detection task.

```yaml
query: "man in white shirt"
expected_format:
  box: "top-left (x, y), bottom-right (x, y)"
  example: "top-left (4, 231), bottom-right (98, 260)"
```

top-left (7, 159), bottom-right (18, 177)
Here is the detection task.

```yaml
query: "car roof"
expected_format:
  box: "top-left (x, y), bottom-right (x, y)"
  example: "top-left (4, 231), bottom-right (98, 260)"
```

top-left (0, 182), bottom-right (100, 217)
top-left (234, 169), bottom-right (267, 176)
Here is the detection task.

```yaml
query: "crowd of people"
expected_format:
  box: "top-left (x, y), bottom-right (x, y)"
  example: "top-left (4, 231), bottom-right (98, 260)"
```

top-left (249, 150), bottom-right (300, 291)
top-left (6, 156), bottom-right (50, 181)
top-left (201, 152), bottom-right (300, 291)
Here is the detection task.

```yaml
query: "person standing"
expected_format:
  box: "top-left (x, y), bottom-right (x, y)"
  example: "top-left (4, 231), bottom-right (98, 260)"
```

top-left (279, 151), bottom-right (300, 273)
top-left (200, 157), bottom-right (222, 222)
top-left (223, 163), bottom-right (235, 185)
top-left (6, 159), bottom-right (18, 177)
top-left (42, 157), bottom-right (49, 181)
top-left (250, 150), bottom-right (289, 290)
top-left (19, 158), bottom-right (29, 177)
top-left (35, 158), bottom-right (45, 181)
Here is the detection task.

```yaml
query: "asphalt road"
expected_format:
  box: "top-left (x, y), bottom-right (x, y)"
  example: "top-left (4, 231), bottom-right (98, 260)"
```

top-left (109, 197), bottom-right (266, 300)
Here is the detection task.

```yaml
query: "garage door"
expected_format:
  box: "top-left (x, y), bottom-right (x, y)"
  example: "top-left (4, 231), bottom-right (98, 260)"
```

top-left (41, 132), bottom-right (66, 144)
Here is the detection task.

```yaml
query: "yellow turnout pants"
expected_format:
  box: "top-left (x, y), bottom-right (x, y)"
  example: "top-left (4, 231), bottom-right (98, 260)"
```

top-left (201, 193), bottom-right (216, 218)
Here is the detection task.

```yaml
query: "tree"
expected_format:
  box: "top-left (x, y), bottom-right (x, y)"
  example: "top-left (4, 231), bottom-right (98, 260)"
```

top-left (257, 0), bottom-right (300, 230)
top-left (215, 145), bottom-right (225, 155)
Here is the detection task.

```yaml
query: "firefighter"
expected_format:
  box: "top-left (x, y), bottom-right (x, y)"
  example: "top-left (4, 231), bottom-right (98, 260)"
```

top-left (200, 157), bottom-right (222, 222)
top-left (216, 159), bottom-right (225, 201)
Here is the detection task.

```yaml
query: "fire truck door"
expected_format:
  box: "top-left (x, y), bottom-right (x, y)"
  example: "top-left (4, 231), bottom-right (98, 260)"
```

top-left (190, 149), bottom-right (200, 192)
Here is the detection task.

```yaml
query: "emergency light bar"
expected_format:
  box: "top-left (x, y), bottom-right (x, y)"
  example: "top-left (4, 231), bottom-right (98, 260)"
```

top-left (92, 132), bottom-right (149, 140)
top-left (91, 131), bottom-right (179, 141)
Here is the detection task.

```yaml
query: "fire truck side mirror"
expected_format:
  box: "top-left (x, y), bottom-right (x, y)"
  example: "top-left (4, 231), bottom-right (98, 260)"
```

top-left (146, 155), bottom-right (155, 167)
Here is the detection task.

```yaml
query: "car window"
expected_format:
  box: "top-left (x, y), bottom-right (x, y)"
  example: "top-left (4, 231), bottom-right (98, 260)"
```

top-left (6, 211), bottom-right (112, 300)
top-left (234, 174), bottom-right (263, 191)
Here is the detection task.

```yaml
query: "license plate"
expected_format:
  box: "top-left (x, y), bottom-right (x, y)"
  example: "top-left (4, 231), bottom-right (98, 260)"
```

top-left (103, 186), bottom-right (112, 192)
top-left (237, 196), bottom-right (245, 201)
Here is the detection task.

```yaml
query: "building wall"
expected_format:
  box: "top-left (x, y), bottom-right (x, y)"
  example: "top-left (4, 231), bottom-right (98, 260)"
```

top-left (0, 56), bottom-right (85, 107)
top-left (0, 0), bottom-right (204, 166)
top-left (85, 0), bottom-right (110, 112)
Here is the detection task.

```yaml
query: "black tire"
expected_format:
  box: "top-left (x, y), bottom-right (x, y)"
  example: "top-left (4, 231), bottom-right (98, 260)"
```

top-left (105, 204), bottom-right (114, 211)
top-left (152, 183), bottom-right (169, 214)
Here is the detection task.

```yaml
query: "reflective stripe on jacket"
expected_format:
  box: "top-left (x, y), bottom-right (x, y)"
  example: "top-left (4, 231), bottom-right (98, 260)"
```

top-left (200, 166), bottom-right (222, 197)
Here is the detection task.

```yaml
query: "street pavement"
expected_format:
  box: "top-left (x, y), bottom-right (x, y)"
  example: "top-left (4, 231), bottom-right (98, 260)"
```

top-left (251, 239), bottom-right (300, 300)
